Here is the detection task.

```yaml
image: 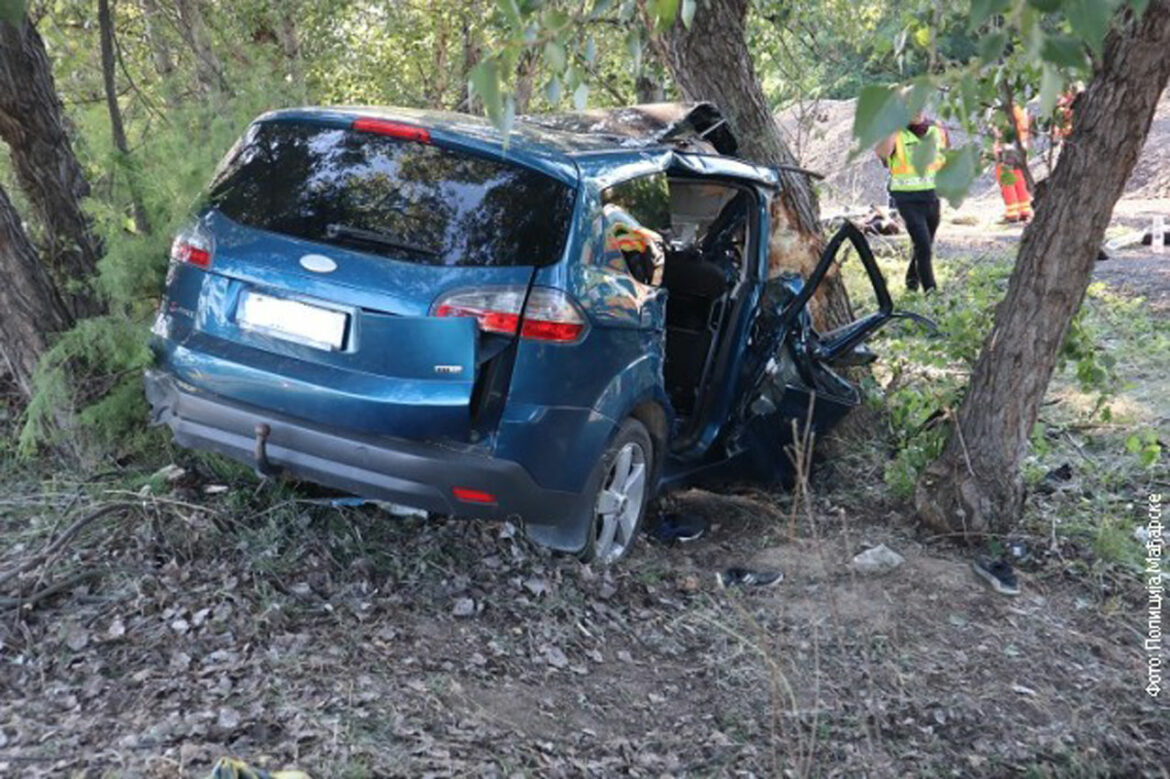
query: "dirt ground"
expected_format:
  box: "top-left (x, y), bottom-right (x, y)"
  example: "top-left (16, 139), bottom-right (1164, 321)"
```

top-left (1, 481), bottom-right (1164, 777)
top-left (2, 208), bottom-right (1168, 777)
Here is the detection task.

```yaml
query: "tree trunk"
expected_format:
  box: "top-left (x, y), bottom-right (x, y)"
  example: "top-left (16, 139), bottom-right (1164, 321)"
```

top-left (915, 0), bottom-right (1170, 538)
top-left (173, 0), bottom-right (227, 96)
top-left (453, 4), bottom-right (484, 114)
top-left (652, 0), bottom-right (853, 331)
top-left (426, 12), bottom-right (451, 110)
top-left (0, 186), bottom-right (73, 398)
top-left (99, 0), bottom-right (151, 235)
top-left (140, 0), bottom-right (175, 79)
top-left (635, 72), bottom-right (665, 103)
top-left (0, 16), bottom-right (103, 318)
top-left (273, 3), bottom-right (303, 88)
top-left (513, 48), bottom-right (540, 115)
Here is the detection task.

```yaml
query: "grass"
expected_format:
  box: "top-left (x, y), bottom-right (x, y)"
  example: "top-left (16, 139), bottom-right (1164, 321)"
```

top-left (832, 233), bottom-right (1167, 577)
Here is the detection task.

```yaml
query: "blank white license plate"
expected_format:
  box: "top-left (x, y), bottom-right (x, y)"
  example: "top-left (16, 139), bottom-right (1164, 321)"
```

top-left (237, 291), bottom-right (348, 351)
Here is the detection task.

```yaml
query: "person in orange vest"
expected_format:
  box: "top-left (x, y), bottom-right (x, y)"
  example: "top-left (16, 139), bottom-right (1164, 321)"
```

top-left (994, 104), bottom-right (1033, 223)
top-left (1050, 82), bottom-right (1083, 155)
top-left (874, 108), bottom-right (949, 292)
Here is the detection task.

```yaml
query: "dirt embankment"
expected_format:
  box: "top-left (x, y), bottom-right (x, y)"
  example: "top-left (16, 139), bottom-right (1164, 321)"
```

top-left (777, 89), bottom-right (1170, 208)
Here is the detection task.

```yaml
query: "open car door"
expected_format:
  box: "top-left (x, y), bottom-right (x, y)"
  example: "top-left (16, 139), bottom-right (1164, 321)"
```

top-left (727, 219), bottom-right (935, 478)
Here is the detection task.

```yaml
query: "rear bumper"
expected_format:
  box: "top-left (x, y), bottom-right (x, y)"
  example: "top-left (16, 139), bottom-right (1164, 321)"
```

top-left (144, 370), bottom-right (593, 552)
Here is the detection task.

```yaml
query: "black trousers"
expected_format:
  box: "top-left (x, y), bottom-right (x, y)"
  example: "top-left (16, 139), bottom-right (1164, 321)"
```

top-left (893, 193), bottom-right (940, 291)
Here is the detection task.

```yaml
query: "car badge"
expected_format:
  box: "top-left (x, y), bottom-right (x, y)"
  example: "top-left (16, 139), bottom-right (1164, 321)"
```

top-left (299, 254), bottom-right (337, 273)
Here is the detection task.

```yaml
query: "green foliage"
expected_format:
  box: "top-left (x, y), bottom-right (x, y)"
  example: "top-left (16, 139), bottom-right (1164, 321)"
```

top-left (853, 85), bottom-right (911, 149)
top-left (1124, 430), bottom-right (1162, 469)
top-left (0, 0), bottom-right (25, 24)
top-left (855, 256), bottom-right (1013, 497)
top-left (854, 248), bottom-right (1165, 501)
top-left (845, 0), bottom-right (1150, 205)
top-left (19, 315), bottom-right (153, 457)
top-left (18, 20), bottom-right (307, 457)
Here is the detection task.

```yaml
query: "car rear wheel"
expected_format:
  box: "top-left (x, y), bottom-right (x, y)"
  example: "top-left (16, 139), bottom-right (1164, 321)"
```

top-left (578, 419), bottom-right (653, 565)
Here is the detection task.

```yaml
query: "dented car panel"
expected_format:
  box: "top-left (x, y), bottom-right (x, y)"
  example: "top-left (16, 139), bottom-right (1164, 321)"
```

top-left (146, 103), bottom-right (914, 562)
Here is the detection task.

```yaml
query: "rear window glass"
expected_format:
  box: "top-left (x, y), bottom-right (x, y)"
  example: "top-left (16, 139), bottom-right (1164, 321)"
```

top-left (206, 121), bottom-right (576, 267)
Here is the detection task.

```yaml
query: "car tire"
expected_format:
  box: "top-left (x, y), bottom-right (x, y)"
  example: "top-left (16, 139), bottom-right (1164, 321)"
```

top-left (577, 418), bottom-right (654, 565)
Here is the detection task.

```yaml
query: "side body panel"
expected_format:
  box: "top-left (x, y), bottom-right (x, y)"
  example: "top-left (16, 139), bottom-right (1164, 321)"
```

top-left (497, 169), bottom-right (672, 496)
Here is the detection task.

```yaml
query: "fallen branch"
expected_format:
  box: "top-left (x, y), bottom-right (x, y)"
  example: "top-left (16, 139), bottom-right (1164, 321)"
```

top-left (0, 503), bottom-right (133, 589)
top-left (0, 570), bottom-right (99, 612)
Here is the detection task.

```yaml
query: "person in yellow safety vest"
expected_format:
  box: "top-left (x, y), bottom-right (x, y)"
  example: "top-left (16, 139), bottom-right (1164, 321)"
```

top-left (874, 108), bottom-right (949, 292)
top-left (993, 104), bottom-right (1033, 223)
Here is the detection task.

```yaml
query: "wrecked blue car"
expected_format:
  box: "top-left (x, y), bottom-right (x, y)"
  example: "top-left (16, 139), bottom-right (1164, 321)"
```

top-left (145, 103), bottom-right (905, 564)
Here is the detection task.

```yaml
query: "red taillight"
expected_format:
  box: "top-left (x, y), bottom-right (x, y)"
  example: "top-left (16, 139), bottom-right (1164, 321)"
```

top-left (434, 305), bottom-right (521, 336)
top-left (433, 287), bottom-right (587, 343)
top-left (175, 243), bottom-right (211, 267)
top-left (452, 487), bottom-right (497, 504)
top-left (352, 117), bottom-right (431, 143)
top-left (518, 319), bottom-right (585, 341)
top-left (170, 225), bottom-right (214, 268)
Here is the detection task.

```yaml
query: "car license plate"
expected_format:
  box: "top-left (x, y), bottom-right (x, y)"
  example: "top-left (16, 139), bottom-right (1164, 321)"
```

top-left (237, 291), bottom-right (348, 351)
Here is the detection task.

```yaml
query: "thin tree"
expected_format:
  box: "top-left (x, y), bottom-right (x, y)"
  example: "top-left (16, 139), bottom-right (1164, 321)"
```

top-left (916, 0), bottom-right (1170, 536)
top-left (173, 0), bottom-right (228, 97)
top-left (99, 0), bottom-right (151, 235)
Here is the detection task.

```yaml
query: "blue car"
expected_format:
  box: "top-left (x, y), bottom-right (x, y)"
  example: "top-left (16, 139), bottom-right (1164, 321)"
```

top-left (145, 103), bottom-right (905, 564)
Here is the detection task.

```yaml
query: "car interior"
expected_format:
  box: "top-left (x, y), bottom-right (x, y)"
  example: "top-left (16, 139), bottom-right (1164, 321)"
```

top-left (602, 176), bottom-right (756, 432)
top-left (661, 181), bottom-right (753, 423)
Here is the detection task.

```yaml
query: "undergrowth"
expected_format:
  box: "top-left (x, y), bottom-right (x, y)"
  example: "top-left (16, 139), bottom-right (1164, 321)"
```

top-left (16, 71), bottom-right (304, 462)
top-left (839, 238), bottom-right (1168, 573)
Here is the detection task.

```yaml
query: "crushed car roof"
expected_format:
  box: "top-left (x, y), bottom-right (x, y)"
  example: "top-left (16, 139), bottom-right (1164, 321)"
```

top-left (256, 103), bottom-right (776, 188)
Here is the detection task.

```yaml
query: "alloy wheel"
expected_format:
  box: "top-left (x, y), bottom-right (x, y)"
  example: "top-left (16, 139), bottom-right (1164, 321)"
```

top-left (591, 441), bottom-right (648, 564)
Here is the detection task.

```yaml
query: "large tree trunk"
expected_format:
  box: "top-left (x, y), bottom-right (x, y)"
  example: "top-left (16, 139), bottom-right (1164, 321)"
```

top-left (915, 1), bottom-right (1170, 537)
top-left (99, 0), bottom-right (151, 235)
top-left (0, 186), bottom-right (73, 398)
top-left (653, 0), bottom-right (853, 331)
top-left (0, 16), bottom-right (103, 318)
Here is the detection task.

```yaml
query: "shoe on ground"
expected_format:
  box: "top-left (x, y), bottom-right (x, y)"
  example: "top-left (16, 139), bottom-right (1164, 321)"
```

top-left (650, 513), bottom-right (709, 543)
top-left (972, 556), bottom-right (1020, 596)
top-left (717, 567), bottom-right (783, 589)
top-left (905, 274), bottom-right (920, 292)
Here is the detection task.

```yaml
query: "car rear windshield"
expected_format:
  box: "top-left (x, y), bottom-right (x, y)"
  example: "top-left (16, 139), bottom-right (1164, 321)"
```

top-left (205, 121), bottom-right (576, 267)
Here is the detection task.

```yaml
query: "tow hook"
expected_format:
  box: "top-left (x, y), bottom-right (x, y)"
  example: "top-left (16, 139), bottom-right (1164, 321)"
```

top-left (253, 423), bottom-right (281, 478)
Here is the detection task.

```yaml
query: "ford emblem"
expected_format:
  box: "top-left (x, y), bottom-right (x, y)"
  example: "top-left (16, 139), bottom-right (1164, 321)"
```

top-left (299, 254), bottom-right (337, 273)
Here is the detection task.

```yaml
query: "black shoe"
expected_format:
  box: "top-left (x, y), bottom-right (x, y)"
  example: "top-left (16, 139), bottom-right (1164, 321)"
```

top-left (717, 567), bottom-right (783, 589)
top-left (905, 273), bottom-right (920, 292)
top-left (650, 513), bottom-right (709, 543)
top-left (972, 556), bottom-right (1020, 596)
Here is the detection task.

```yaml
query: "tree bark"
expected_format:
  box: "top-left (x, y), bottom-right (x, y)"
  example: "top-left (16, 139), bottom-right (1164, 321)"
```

top-left (513, 48), bottom-right (540, 115)
top-left (0, 185), bottom-right (73, 398)
top-left (915, 0), bottom-right (1170, 538)
top-left (0, 16), bottom-right (103, 318)
top-left (652, 0), bottom-right (853, 331)
top-left (99, 0), bottom-right (151, 235)
top-left (173, 0), bottom-right (228, 96)
top-left (273, 3), bottom-right (303, 88)
top-left (453, 5), bottom-right (483, 114)
top-left (139, 0), bottom-right (175, 79)
top-left (426, 11), bottom-right (452, 110)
